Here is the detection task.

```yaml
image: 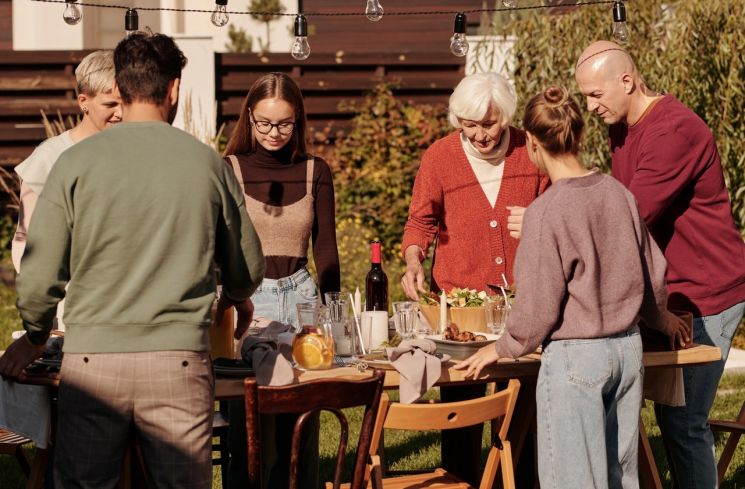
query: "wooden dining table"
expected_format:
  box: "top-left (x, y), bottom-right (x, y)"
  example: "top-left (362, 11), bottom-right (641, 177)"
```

top-left (5, 343), bottom-right (721, 489)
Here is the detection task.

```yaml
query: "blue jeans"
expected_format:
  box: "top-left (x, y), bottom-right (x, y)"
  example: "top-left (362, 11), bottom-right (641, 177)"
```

top-left (227, 268), bottom-right (320, 489)
top-left (537, 327), bottom-right (643, 489)
top-left (251, 268), bottom-right (318, 330)
top-left (654, 300), bottom-right (745, 489)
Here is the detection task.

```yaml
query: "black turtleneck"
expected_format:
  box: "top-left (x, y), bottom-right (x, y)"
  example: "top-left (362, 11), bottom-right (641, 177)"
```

top-left (226, 146), bottom-right (340, 295)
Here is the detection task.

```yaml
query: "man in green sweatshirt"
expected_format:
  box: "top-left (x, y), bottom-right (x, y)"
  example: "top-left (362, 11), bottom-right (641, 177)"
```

top-left (0, 33), bottom-right (265, 488)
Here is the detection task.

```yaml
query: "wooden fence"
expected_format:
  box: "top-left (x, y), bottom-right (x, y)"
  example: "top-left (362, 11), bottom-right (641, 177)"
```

top-left (0, 50), bottom-right (464, 167)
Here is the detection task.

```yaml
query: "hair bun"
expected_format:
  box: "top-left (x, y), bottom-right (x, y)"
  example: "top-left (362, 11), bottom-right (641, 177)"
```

top-left (544, 86), bottom-right (568, 107)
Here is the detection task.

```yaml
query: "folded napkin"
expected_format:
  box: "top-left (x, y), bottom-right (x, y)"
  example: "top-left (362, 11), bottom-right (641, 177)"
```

top-left (386, 339), bottom-right (445, 404)
top-left (247, 316), bottom-right (291, 340)
top-left (241, 336), bottom-right (294, 386)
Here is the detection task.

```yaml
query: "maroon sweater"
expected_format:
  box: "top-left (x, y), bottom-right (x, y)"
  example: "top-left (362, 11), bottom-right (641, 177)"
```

top-left (227, 146), bottom-right (340, 296)
top-left (610, 95), bottom-right (745, 316)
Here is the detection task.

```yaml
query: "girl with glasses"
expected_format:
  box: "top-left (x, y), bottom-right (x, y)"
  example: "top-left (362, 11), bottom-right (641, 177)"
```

top-left (223, 72), bottom-right (339, 489)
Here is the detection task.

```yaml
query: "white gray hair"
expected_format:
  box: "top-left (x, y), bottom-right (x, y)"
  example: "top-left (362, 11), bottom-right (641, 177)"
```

top-left (448, 72), bottom-right (517, 128)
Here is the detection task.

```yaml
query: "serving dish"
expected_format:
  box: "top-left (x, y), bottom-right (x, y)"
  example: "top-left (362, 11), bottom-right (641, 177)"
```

top-left (425, 333), bottom-right (500, 360)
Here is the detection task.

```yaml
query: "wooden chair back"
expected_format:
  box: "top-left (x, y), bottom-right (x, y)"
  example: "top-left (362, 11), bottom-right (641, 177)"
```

top-left (370, 378), bottom-right (521, 489)
top-left (710, 398), bottom-right (745, 484)
top-left (244, 369), bottom-right (385, 489)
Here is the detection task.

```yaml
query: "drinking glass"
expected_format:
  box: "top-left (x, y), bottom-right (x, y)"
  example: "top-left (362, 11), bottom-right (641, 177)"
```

top-left (324, 292), bottom-right (355, 356)
top-left (485, 298), bottom-right (509, 337)
top-left (393, 301), bottom-right (417, 340)
top-left (295, 302), bottom-right (319, 333)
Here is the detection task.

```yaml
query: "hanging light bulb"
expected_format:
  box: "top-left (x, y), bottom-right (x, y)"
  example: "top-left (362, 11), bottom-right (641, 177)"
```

top-left (365, 0), bottom-right (384, 22)
top-left (63, 0), bottom-right (82, 25)
top-left (450, 12), bottom-right (469, 57)
top-left (502, 0), bottom-right (517, 7)
top-left (291, 14), bottom-right (311, 60)
top-left (612, 1), bottom-right (629, 43)
top-left (125, 8), bottom-right (139, 37)
top-left (211, 0), bottom-right (229, 27)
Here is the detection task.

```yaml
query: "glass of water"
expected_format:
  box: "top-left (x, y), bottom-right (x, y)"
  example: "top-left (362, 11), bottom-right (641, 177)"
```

top-left (393, 301), bottom-right (417, 340)
top-left (485, 297), bottom-right (509, 338)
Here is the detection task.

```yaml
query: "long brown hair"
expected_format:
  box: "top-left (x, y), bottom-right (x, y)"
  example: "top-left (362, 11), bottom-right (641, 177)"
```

top-left (224, 72), bottom-right (308, 160)
top-left (522, 86), bottom-right (584, 155)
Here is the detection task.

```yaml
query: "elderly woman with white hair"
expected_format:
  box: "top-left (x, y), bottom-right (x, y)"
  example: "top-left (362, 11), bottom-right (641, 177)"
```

top-left (401, 72), bottom-right (549, 299)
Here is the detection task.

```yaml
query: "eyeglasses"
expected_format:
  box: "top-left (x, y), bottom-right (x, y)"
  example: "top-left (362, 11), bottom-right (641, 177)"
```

top-left (250, 115), bottom-right (296, 136)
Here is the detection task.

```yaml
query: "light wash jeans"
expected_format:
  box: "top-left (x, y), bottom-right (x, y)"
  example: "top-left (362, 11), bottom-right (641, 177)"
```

top-left (654, 300), bottom-right (745, 489)
top-left (251, 267), bottom-right (318, 330)
top-left (537, 326), bottom-right (643, 489)
top-left (227, 268), bottom-right (320, 489)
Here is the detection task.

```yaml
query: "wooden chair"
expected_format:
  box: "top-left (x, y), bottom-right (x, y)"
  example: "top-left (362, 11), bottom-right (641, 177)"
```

top-left (244, 370), bottom-right (385, 489)
top-left (212, 405), bottom-right (230, 489)
top-left (355, 378), bottom-right (521, 489)
top-left (0, 427), bottom-right (32, 478)
top-left (710, 399), bottom-right (745, 484)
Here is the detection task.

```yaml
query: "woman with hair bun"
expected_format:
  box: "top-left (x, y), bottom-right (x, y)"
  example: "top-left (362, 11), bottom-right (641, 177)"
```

top-left (401, 72), bottom-right (549, 299)
top-left (455, 86), bottom-right (689, 488)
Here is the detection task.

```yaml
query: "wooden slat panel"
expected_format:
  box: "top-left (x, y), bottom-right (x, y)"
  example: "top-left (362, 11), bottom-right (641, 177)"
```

top-left (0, 98), bottom-right (78, 116)
top-left (0, 73), bottom-right (76, 91)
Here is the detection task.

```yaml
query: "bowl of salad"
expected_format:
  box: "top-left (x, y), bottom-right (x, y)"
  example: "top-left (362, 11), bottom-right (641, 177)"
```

top-left (418, 288), bottom-right (490, 333)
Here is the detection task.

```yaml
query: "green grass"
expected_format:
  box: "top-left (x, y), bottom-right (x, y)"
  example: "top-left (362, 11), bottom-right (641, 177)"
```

top-left (2, 282), bottom-right (745, 488)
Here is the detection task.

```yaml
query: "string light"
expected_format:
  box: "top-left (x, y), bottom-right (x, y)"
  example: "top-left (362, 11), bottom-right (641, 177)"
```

top-left (365, 0), bottom-right (384, 22)
top-left (63, 0), bottom-right (82, 25)
top-left (211, 0), bottom-right (229, 27)
top-left (35, 0), bottom-right (624, 57)
top-left (291, 14), bottom-right (311, 60)
top-left (450, 12), bottom-right (468, 57)
top-left (125, 8), bottom-right (138, 36)
top-left (612, 0), bottom-right (628, 43)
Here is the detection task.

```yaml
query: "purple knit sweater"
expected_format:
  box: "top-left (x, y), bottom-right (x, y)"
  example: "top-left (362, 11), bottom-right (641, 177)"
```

top-left (494, 171), bottom-right (670, 359)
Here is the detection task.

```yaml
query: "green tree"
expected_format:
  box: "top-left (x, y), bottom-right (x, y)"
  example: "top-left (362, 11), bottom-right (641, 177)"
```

top-left (224, 23), bottom-right (253, 53)
top-left (249, 0), bottom-right (286, 54)
top-left (486, 0), bottom-right (744, 234)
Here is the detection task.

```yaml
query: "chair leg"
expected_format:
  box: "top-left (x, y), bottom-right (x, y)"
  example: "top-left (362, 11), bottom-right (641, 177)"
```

top-left (500, 441), bottom-right (515, 489)
top-left (14, 446), bottom-right (31, 477)
top-left (717, 432), bottom-right (741, 485)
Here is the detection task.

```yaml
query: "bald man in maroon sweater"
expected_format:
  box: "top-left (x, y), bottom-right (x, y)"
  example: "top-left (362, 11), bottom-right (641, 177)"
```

top-left (576, 41), bottom-right (745, 489)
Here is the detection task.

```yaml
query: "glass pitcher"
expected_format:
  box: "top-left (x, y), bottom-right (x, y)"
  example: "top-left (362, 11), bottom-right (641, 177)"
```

top-left (292, 305), bottom-right (335, 370)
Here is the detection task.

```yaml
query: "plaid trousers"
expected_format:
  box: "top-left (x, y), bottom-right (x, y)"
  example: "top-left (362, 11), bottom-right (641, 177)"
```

top-left (54, 351), bottom-right (214, 489)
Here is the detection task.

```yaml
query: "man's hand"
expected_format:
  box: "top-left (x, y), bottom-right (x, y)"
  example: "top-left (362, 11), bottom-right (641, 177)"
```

top-left (506, 206), bottom-right (526, 239)
top-left (452, 344), bottom-right (500, 380)
top-left (661, 311), bottom-right (691, 350)
top-left (216, 295), bottom-right (255, 340)
top-left (401, 246), bottom-right (427, 301)
top-left (0, 335), bottom-right (47, 380)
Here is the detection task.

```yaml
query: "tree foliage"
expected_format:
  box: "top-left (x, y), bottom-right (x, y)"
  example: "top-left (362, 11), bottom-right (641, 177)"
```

top-left (495, 0), bottom-right (744, 234)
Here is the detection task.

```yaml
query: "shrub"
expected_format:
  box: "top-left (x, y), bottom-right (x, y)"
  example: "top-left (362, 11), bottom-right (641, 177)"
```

top-left (327, 83), bottom-right (450, 302)
top-left (495, 0), bottom-right (744, 235)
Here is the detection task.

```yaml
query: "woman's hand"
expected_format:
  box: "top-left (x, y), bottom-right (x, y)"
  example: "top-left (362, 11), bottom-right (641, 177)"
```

top-left (401, 246), bottom-right (427, 301)
top-left (452, 344), bottom-right (500, 379)
top-left (662, 311), bottom-right (691, 350)
top-left (506, 206), bottom-right (526, 239)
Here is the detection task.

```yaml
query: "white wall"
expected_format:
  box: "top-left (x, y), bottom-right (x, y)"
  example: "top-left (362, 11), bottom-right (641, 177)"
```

top-left (13, 0), bottom-right (296, 53)
top-left (171, 36), bottom-right (217, 146)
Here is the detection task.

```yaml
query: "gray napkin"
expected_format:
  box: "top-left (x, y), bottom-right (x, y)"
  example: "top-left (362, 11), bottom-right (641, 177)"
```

top-left (248, 317), bottom-right (291, 340)
top-left (240, 336), bottom-right (294, 386)
top-left (386, 339), bottom-right (446, 404)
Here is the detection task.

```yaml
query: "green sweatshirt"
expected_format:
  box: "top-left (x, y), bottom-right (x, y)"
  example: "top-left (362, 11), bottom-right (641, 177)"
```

top-left (16, 121), bottom-right (265, 353)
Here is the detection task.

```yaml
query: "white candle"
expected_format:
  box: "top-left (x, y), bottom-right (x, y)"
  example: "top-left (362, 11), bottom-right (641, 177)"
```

top-left (354, 287), bottom-right (362, 317)
top-left (439, 290), bottom-right (447, 333)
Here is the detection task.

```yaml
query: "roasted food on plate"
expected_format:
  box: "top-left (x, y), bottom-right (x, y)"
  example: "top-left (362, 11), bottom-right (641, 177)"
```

top-left (444, 323), bottom-right (487, 342)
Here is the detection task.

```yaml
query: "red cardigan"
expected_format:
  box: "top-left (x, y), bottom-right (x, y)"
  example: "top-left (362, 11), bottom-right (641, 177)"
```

top-left (402, 129), bottom-right (548, 293)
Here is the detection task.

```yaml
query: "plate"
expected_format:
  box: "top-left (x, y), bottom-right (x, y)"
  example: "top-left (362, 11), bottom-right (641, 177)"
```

top-left (213, 358), bottom-right (254, 378)
top-left (359, 353), bottom-right (395, 370)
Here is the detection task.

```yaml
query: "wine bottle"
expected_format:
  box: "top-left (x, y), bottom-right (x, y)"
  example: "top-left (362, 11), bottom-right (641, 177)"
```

top-left (365, 240), bottom-right (388, 313)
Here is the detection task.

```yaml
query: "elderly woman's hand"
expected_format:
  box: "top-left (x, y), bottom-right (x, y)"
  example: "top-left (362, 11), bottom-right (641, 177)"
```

top-left (401, 246), bottom-right (427, 301)
top-left (506, 206), bottom-right (526, 239)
